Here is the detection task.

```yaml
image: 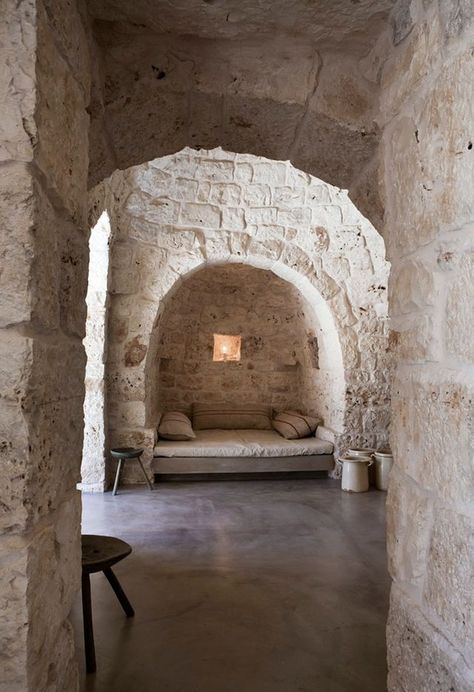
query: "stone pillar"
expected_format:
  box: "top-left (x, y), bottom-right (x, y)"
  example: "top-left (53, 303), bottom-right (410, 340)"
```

top-left (380, 2), bottom-right (474, 689)
top-left (80, 212), bottom-right (111, 492)
top-left (0, 1), bottom-right (90, 689)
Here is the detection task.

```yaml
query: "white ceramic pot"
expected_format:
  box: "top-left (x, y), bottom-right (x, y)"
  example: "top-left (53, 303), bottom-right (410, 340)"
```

top-left (338, 455), bottom-right (373, 493)
top-left (348, 447), bottom-right (376, 486)
top-left (374, 449), bottom-right (393, 491)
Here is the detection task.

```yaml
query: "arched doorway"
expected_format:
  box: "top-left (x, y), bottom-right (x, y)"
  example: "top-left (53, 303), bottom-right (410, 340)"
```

top-left (85, 147), bottom-right (390, 485)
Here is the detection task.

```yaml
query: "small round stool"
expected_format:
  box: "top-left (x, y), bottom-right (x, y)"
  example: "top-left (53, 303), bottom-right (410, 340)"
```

top-left (110, 447), bottom-right (153, 495)
top-left (81, 534), bottom-right (135, 674)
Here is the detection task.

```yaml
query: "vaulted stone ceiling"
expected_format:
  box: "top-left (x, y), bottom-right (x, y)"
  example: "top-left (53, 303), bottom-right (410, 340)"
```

top-left (87, 0), bottom-right (395, 55)
top-left (86, 0), bottom-right (398, 227)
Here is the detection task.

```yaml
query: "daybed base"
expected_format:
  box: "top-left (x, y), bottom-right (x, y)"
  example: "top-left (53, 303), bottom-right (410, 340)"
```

top-left (152, 454), bottom-right (334, 480)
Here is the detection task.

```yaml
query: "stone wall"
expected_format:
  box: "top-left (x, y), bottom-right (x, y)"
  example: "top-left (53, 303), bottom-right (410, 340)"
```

top-left (81, 211), bottom-right (111, 492)
top-left (89, 148), bottom-right (390, 484)
top-left (0, 1), bottom-right (91, 690)
top-left (380, 1), bottom-right (474, 689)
top-left (156, 263), bottom-right (328, 417)
top-left (86, 27), bottom-right (384, 227)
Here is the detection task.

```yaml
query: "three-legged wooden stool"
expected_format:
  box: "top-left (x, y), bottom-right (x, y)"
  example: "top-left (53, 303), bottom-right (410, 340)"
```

top-left (110, 447), bottom-right (153, 495)
top-left (81, 534), bottom-right (135, 674)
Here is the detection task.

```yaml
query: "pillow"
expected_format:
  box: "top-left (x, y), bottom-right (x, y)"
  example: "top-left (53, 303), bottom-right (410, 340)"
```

top-left (192, 403), bottom-right (272, 430)
top-left (158, 412), bottom-right (196, 441)
top-left (272, 411), bottom-right (321, 440)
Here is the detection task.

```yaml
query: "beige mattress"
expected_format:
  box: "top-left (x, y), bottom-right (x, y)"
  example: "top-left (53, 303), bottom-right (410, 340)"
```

top-left (153, 428), bottom-right (333, 458)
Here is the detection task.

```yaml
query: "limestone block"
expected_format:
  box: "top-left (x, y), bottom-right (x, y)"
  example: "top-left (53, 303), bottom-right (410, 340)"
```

top-left (42, 0), bottom-right (91, 94)
top-left (58, 220), bottom-right (88, 339)
top-left (273, 186), bottom-right (306, 208)
top-left (389, 259), bottom-right (438, 316)
top-left (36, 7), bottom-right (89, 225)
top-left (245, 207), bottom-right (277, 225)
top-left (126, 193), bottom-right (179, 226)
top-left (241, 184), bottom-right (271, 207)
top-left (180, 202), bottom-right (221, 228)
top-left (381, 22), bottom-right (434, 121)
top-left (0, 0), bottom-right (36, 163)
top-left (390, 313), bottom-right (442, 362)
top-left (187, 90), bottom-right (225, 151)
top-left (424, 508), bottom-right (474, 650)
top-left (446, 252), bottom-right (474, 363)
top-left (387, 588), bottom-right (474, 692)
top-left (293, 111), bottom-right (378, 192)
top-left (193, 159), bottom-right (235, 182)
top-left (0, 164), bottom-right (36, 327)
top-left (386, 468), bottom-right (434, 588)
top-left (108, 400), bottom-right (146, 429)
top-left (108, 368), bottom-right (145, 402)
top-left (107, 90), bottom-right (189, 171)
top-left (234, 162), bottom-right (253, 184)
top-left (221, 207), bottom-right (245, 230)
top-left (252, 161), bottom-right (287, 185)
top-left (316, 57), bottom-right (375, 126)
top-left (222, 95), bottom-right (302, 162)
top-left (391, 370), bottom-right (474, 508)
top-left (209, 182), bottom-right (241, 206)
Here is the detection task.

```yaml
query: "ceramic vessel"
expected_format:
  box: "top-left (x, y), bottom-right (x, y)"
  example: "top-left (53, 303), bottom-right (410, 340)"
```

top-left (338, 455), bottom-right (373, 493)
top-left (374, 449), bottom-right (393, 491)
top-left (348, 447), bottom-right (376, 486)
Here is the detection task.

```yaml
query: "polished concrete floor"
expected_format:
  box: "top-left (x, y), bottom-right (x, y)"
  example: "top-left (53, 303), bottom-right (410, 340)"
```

top-left (72, 479), bottom-right (389, 692)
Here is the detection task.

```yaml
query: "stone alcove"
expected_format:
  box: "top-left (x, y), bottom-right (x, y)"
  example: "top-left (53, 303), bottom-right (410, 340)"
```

top-left (83, 146), bottom-right (390, 486)
top-left (146, 262), bottom-right (345, 425)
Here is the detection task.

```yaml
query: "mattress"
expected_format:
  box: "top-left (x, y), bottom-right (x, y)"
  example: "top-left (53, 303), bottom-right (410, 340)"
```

top-left (153, 428), bottom-right (334, 458)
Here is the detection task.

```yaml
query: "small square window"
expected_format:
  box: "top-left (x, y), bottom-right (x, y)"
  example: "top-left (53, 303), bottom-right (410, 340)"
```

top-left (213, 334), bottom-right (241, 362)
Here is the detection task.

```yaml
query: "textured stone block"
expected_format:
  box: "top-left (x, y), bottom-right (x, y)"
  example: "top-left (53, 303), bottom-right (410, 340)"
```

top-left (0, 0), bottom-right (36, 163)
top-left (391, 371), bottom-right (474, 508)
top-left (386, 469), bottom-right (434, 588)
top-left (180, 202), bottom-right (221, 228)
top-left (36, 5), bottom-right (89, 225)
top-left (424, 508), bottom-right (474, 649)
top-left (446, 252), bottom-right (474, 362)
top-left (387, 588), bottom-right (474, 692)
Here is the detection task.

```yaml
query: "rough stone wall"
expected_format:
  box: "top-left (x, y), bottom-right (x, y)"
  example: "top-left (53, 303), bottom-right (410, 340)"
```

top-left (86, 28), bottom-right (383, 227)
top-left (80, 212), bottom-right (111, 492)
top-left (380, 1), bottom-right (474, 689)
top-left (90, 148), bottom-right (390, 484)
top-left (0, 1), bottom-right (91, 690)
top-left (156, 263), bottom-right (327, 416)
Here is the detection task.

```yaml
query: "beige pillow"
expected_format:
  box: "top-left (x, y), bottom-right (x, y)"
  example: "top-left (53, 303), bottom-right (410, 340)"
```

top-left (158, 412), bottom-right (196, 441)
top-left (272, 411), bottom-right (321, 439)
top-left (193, 403), bottom-right (272, 430)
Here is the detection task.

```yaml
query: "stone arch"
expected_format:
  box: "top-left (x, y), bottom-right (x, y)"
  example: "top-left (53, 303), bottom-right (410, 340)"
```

top-left (143, 257), bottom-right (346, 434)
top-left (89, 147), bottom-right (390, 483)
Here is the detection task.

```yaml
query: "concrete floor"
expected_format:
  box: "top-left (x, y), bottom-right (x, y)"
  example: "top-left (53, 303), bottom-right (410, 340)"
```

top-left (72, 479), bottom-right (389, 692)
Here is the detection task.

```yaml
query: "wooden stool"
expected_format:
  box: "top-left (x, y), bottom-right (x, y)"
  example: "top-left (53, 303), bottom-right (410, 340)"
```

top-left (110, 447), bottom-right (153, 495)
top-left (81, 534), bottom-right (135, 674)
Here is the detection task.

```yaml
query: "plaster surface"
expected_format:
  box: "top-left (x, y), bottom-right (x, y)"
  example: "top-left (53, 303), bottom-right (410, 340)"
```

top-left (73, 480), bottom-right (389, 692)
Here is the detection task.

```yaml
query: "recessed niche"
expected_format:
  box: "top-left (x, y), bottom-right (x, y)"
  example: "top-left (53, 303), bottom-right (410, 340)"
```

top-left (213, 334), bottom-right (241, 362)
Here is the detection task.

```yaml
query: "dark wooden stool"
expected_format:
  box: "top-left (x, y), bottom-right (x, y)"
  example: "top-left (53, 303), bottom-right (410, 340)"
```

top-left (81, 534), bottom-right (135, 674)
top-left (110, 447), bottom-right (153, 495)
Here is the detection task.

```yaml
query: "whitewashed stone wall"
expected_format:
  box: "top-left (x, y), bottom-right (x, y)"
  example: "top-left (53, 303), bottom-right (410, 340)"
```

top-left (380, 1), bottom-right (474, 690)
top-left (0, 0), bottom-right (91, 690)
top-left (87, 28), bottom-right (383, 228)
top-left (80, 211), bottom-right (111, 492)
top-left (155, 263), bottom-right (331, 417)
top-left (90, 148), bottom-right (390, 484)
